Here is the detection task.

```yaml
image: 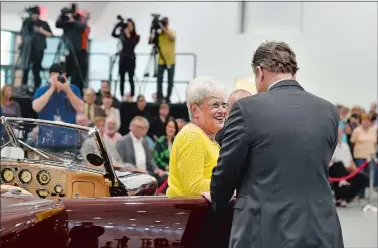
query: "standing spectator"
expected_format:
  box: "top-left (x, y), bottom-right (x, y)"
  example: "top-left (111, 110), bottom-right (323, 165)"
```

top-left (95, 80), bottom-right (120, 108)
top-left (19, 6), bottom-right (52, 90)
top-left (1, 85), bottom-right (21, 117)
top-left (148, 101), bottom-right (170, 141)
top-left (101, 92), bottom-right (121, 131)
top-left (337, 104), bottom-right (348, 144)
top-left (32, 63), bottom-right (84, 123)
top-left (351, 114), bottom-right (378, 194)
top-left (345, 113), bottom-right (361, 153)
top-left (153, 118), bottom-right (178, 171)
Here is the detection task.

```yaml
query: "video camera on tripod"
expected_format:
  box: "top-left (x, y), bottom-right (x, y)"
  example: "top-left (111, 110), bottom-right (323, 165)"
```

top-left (150, 13), bottom-right (168, 46)
top-left (114, 15), bottom-right (128, 30)
top-left (58, 3), bottom-right (78, 23)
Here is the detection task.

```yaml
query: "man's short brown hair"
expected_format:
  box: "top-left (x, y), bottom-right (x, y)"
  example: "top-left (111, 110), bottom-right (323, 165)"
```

top-left (252, 41), bottom-right (299, 75)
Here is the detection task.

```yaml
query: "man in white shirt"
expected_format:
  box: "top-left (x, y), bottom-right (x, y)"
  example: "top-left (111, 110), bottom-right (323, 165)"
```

top-left (116, 116), bottom-right (165, 180)
top-left (329, 128), bottom-right (368, 206)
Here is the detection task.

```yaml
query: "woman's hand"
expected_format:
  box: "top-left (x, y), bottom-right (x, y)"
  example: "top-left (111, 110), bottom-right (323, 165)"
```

top-left (201, 192), bottom-right (211, 202)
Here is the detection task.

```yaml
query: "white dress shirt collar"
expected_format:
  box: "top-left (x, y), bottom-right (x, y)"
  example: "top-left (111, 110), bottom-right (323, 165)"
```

top-left (268, 79), bottom-right (286, 91)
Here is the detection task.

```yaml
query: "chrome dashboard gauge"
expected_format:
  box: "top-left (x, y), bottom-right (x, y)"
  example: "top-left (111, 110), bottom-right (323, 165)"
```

top-left (1, 168), bottom-right (14, 183)
top-left (54, 184), bottom-right (63, 194)
top-left (18, 169), bottom-right (32, 184)
top-left (37, 170), bottom-right (51, 185)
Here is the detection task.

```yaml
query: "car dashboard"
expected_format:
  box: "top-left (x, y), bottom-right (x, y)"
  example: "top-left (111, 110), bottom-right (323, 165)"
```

top-left (0, 160), bottom-right (111, 199)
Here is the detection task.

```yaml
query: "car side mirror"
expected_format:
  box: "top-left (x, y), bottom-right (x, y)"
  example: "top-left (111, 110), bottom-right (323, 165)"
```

top-left (86, 153), bottom-right (104, 166)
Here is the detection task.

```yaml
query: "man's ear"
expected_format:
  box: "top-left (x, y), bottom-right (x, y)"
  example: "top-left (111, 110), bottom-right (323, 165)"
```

top-left (256, 66), bottom-right (264, 82)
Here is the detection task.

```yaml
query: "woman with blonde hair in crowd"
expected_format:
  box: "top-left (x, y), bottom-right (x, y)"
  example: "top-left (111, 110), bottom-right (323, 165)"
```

top-left (351, 114), bottom-right (377, 196)
top-left (166, 76), bottom-right (227, 197)
top-left (1, 85), bottom-right (21, 117)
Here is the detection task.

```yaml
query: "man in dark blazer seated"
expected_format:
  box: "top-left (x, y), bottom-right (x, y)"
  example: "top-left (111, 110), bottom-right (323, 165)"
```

top-left (215, 89), bottom-right (251, 146)
top-left (203, 41), bottom-right (344, 248)
top-left (116, 116), bottom-right (166, 184)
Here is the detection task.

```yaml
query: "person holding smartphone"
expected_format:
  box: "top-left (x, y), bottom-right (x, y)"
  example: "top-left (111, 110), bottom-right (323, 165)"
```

top-left (112, 19), bottom-right (140, 100)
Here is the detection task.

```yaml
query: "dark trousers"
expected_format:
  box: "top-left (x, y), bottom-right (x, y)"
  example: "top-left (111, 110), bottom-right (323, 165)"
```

top-left (329, 161), bottom-right (368, 201)
top-left (157, 64), bottom-right (175, 101)
top-left (66, 50), bottom-right (88, 93)
top-left (119, 56), bottom-right (136, 97)
top-left (22, 49), bottom-right (44, 89)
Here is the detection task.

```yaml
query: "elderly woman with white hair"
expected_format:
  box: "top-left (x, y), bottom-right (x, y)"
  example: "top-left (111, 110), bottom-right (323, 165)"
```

top-left (167, 76), bottom-right (227, 197)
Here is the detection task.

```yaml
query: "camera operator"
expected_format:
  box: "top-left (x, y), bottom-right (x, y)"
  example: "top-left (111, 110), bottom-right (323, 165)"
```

top-left (32, 63), bottom-right (84, 124)
top-left (55, 4), bottom-right (90, 93)
top-left (111, 17), bottom-right (140, 99)
top-left (19, 6), bottom-right (53, 89)
top-left (149, 17), bottom-right (176, 103)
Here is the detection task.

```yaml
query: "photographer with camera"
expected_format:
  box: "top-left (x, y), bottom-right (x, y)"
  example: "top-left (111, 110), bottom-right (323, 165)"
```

top-left (149, 16), bottom-right (176, 103)
top-left (111, 17), bottom-right (140, 100)
top-left (55, 4), bottom-right (90, 93)
top-left (32, 63), bottom-right (84, 124)
top-left (19, 6), bottom-right (53, 89)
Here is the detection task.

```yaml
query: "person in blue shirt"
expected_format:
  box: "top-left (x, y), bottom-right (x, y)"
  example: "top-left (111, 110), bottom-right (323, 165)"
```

top-left (32, 63), bottom-right (84, 123)
top-left (32, 63), bottom-right (84, 149)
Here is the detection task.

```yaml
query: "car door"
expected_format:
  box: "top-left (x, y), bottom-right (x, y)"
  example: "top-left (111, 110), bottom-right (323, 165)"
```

top-left (61, 196), bottom-right (233, 248)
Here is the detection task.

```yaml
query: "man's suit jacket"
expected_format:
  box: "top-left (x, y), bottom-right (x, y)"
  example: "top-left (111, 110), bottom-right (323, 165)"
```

top-left (115, 133), bottom-right (158, 174)
top-left (211, 80), bottom-right (344, 248)
top-left (215, 127), bottom-right (225, 146)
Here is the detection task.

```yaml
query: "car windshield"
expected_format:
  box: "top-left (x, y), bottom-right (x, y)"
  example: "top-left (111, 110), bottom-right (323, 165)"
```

top-left (0, 118), bottom-right (105, 172)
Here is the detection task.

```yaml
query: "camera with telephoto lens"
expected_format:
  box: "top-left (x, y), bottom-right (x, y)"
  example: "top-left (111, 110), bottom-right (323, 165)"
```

top-left (58, 71), bottom-right (65, 83)
top-left (59, 3), bottom-right (77, 22)
top-left (22, 6), bottom-right (42, 34)
top-left (115, 15), bottom-right (127, 29)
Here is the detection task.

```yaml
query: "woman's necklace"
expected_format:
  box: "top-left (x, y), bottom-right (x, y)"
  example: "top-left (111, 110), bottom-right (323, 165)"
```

top-left (190, 122), bottom-right (218, 143)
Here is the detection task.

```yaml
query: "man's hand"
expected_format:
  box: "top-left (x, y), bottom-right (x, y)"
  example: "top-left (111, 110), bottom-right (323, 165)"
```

top-left (155, 168), bottom-right (165, 177)
top-left (34, 26), bottom-right (43, 33)
top-left (201, 192), bottom-right (212, 202)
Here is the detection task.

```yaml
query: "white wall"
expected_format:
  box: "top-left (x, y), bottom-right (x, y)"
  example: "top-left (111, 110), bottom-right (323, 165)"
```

top-left (89, 1), bottom-right (377, 107)
top-left (1, 2), bottom-right (377, 108)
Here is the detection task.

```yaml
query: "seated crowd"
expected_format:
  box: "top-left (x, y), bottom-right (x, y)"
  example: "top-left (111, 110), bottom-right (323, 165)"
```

top-left (0, 63), bottom-right (376, 201)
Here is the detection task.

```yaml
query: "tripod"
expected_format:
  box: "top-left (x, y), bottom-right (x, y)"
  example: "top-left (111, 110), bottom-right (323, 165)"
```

top-left (109, 37), bottom-right (139, 98)
top-left (52, 35), bottom-right (85, 88)
top-left (139, 35), bottom-right (181, 102)
top-left (13, 30), bottom-right (47, 94)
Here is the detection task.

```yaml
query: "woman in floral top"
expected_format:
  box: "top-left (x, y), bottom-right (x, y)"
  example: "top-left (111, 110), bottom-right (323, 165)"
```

top-left (153, 118), bottom-right (178, 171)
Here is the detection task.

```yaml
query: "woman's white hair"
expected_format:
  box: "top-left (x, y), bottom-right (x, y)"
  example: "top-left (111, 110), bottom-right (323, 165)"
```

top-left (186, 76), bottom-right (226, 120)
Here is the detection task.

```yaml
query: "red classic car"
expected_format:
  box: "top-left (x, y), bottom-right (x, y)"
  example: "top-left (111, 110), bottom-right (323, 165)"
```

top-left (0, 117), bottom-right (233, 248)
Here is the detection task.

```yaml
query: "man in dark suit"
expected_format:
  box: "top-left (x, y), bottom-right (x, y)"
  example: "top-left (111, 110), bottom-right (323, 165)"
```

top-left (215, 89), bottom-right (251, 146)
top-left (204, 41), bottom-right (344, 248)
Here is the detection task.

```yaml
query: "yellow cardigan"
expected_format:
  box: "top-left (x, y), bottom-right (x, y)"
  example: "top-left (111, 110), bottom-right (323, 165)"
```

top-left (167, 123), bottom-right (220, 197)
